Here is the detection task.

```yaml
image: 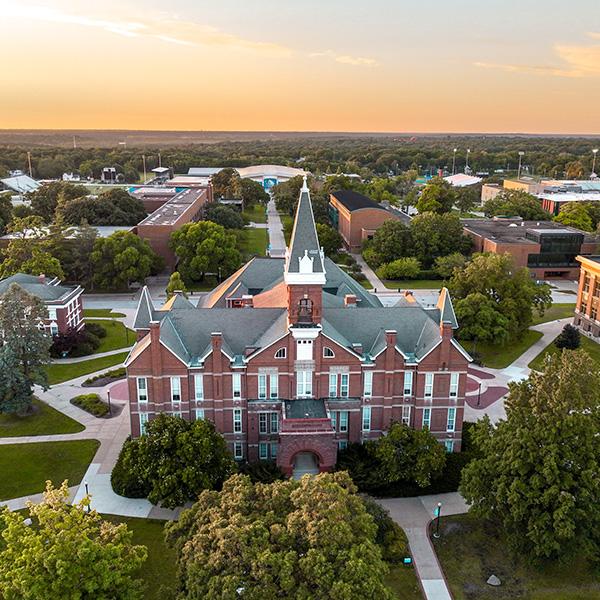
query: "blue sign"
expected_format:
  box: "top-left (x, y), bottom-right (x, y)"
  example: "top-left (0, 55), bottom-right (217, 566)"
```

top-left (263, 177), bottom-right (278, 190)
top-left (403, 557), bottom-right (412, 565)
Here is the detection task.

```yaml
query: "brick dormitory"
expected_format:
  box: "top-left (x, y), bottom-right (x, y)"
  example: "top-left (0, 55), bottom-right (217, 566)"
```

top-left (125, 178), bottom-right (471, 476)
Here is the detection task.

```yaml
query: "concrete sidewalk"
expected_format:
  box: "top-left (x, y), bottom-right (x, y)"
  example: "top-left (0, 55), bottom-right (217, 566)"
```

top-left (351, 253), bottom-right (387, 291)
top-left (266, 197), bottom-right (286, 258)
top-left (51, 346), bottom-right (132, 364)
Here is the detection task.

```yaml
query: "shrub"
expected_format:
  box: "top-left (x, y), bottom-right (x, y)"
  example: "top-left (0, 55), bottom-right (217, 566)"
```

top-left (362, 497), bottom-right (409, 563)
top-left (111, 437), bottom-right (151, 498)
top-left (70, 393), bottom-right (109, 417)
top-left (376, 257), bottom-right (421, 280)
top-left (554, 323), bottom-right (581, 350)
top-left (83, 367), bottom-right (126, 385)
top-left (239, 460), bottom-right (284, 483)
top-left (50, 327), bottom-right (100, 358)
top-left (84, 322), bottom-right (107, 338)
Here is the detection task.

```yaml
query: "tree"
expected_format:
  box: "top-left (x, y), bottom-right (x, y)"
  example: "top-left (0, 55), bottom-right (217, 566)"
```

top-left (449, 253), bottom-right (551, 342)
top-left (114, 414), bottom-right (236, 508)
top-left (170, 221), bottom-right (241, 283)
top-left (0, 284), bottom-right (51, 414)
top-left (165, 472), bottom-right (393, 599)
top-left (415, 177), bottom-right (457, 214)
top-left (483, 190), bottom-right (550, 220)
top-left (364, 220), bottom-right (413, 268)
top-left (0, 192), bottom-right (12, 234)
top-left (19, 247), bottom-right (65, 280)
top-left (91, 231), bottom-right (162, 290)
top-left (410, 212), bottom-right (472, 268)
top-left (455, 186), bottom-right (479, 213)
top-left (27, 181), bottom-right (87, 222)
top-left (211, 168), bottom-right (242, 198)
top-left (337, 423), bottom-right (446, 491)
top-left (376, 257), bottom-right (421, 280)
top-left (57, 189), bottom-right (146, 226)
top-left (554, 203), bottom-right (594, 231)
top-left (240, 178), bottom-right (269, 205)
top-left (554, 323), bottom-right (581, 350)
top-left (434, 252), bottom-right (467, 279)
top-left (205, 204), bottom-right (244, 229)
top-left (64, 221), bottom-right (98, 285)
top-left (0, 481), bottom-right (147, 599)
top-left (460, 351), bottom-right (600, 562)
top-left (316, 222), bottom-right (343, 256)
top-left (452, 292), bottom-right (511, 344)
top-left (166, 271), bottom-right (188, 298)
top-left (565, 160), bottom-right (585, 179)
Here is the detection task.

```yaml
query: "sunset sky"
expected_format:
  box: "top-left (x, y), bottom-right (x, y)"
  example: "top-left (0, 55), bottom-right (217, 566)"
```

top-left (2, 0), bottom-right (600, 133)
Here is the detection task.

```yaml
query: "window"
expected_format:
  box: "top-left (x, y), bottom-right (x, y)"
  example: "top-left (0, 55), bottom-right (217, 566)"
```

top-left (447, 407), bottom-right (456, 432)
top-left (339, 411), bottom-right (348, 432)
top-left (338, 440), bottom-right (348, 450)
top-left (172, 411), bottom-right (182, 419)
top-left (259, 413), bottom-right (268, 434)
top-left (297, 339), bottom-right (313, 360)
top-left (323, 346), bottom-right (335, 358)
top-left (270, 442), bottom-right (278, 458)
top-left (403, 371), bottom-right (413, 396)
top-left (445, 440), bottom-right (454, 453)
top-left (195, 409), bottom-right (204, 420)
top-left (274, 348), bottom-right (286, 359)
top-left (233, 408), bottom-right (242, 433)
top-left (48, 308), bottom-right (57, 320)
top-left (258, 412), bottom-right (278, 434)
top-left (258, 374), bottom-right (267, 399)
top-left (259, 442), bottom-right (269, 460)
top-left (170, 377), bottom-right (181, 402)
top-left (297, 370), bottom-right (312, 397)
top-left (328, 373), bottom-right (337, 397)
top-left (232, 373), bottom-right (241, 398)
top-left (194, 374), bottom-right (204, 401)
top-left (422, 408), bottom-right (431, 429)
top-left (270, 412), bottom-right (279, 433)
top-left (449, 373), bottom-right (459, 398)
top-left (50, 323), bottom-right (58, 336)
top-left (363, 371), bottom-right (373, 397)
top-left (136, 378), bottom-right (148, 403)
top-left (424, 373), bottom-right (433, 398)
top-left (139, 412), bottom-right (149, 434)
top-left (331, 411), bottom-right (337, 430)
top-left (234, 442), bottom-right (243, 460)
top-left (269, 374), bottom-right (279, 399)
top-left (401, 405), bottom-right (411, 426)
top-left (340, 373), bottom-right (349, 398)
top-left (362, 406), bottom-right (371, 432)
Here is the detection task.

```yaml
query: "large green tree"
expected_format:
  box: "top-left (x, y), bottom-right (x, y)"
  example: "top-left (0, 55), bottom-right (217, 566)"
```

top-left (165, 472), bottom-right (393, 599)
top-left (205, 204), bottom-right (245, 229)
top-left (483, 190), bottom-right (550, 220)
top-left (449, 252), bottom-right (551, 342)
top-left (0, 284), bottom-right (51, 413)
top-left (460, 351), bottom-right (600, 562)
top-left (211, 168), bottom-right (242, 198)
top-left (170, 220), bottom-right (241, 282)
top-left (415, 177), bottom-right (457, 214)
top-left (0, 481), bottom-right (147, 599)
top-left (91, 231), bottom-right (162, 290)
top-left (554, 202), bottom-right (594, 231)
top-left (240, 178), bottom-right (269, 205)
top-left (363, 220), bottom-right (413, 268)
top-left (0, 192), bottom-right (13, 234)
top-left (316, 222), bottom-right (343, 256)
top-left (27, 181), bottom-right (87, 222)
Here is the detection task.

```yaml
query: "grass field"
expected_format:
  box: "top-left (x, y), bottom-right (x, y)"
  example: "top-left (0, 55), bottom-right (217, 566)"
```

top-left (433, 513), bottom-right (600, 600)
top-left (0, 398), bottom-right (84, 438)
top-left (385, 566), bottom-right (423, 599)
top-left (86, 319), bottom-right (135, 353)
top-left (83, 309), bottom-right (126, 318)
top-left (529, 335), bottom-right (600, 371)
top-left (0, 440), bottom-right (100, 501)
top-left (461, 330), bottom-right (544, 369)
top-left (238, 227), bottom-right (268, 257)
top-left (383, 279), bottom-right (444, 290)
top-left (46, 351), bottom-right (129, 385)
top-left (531, 303), bottom-right (575, 325)
top-left (242, 204), bottom-right (267, 223)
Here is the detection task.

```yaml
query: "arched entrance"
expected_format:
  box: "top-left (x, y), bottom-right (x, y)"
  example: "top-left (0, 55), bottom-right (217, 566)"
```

top-left (292, 451), bottom-right (320, 479)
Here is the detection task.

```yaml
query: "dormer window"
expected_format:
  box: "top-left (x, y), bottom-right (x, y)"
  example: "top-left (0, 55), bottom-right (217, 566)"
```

top-left (297, 298), bottom-right (313, 323)
top-left (323, 347), bottom-right (335, 358)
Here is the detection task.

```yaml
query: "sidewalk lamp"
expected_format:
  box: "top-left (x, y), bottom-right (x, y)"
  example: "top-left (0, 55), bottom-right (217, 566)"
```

top-left (84, 481), bottom-right (90, 513)
top-left (452, 148), bottom-right (457, 175)
top-left (433, 502), bottom-right (442, 539)
top-left (107, 389), bottom-right (112, 416)
top-left (477, 382), bottom-right (482, 407)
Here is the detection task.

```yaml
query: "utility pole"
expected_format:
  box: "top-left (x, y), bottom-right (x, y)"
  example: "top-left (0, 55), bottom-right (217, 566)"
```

top-left (142, 154), bottom-right (147, 183)
top-left (592, 148), bottom-right (598, 178)
top-left (158, 152), bottom-right (162, 168)
top-left (517, 151), bottom-right (525, 179)
top-left (452, 148), bottom-right (457, 175)
top-left (27, 152), bottom-right (33, 177)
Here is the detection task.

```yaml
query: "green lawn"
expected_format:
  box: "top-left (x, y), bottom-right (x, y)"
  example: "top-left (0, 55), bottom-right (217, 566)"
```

top-left (188, 276), bottom-right (219, 292)
top-left (46, 351), bottom-right (129, 385)
top-left (242, 204), bottom-right (267, 223)
top-left (103, 516), bottom-right (177, 600)
top-left (83, 309), bottom-right (126, 318)
top-left (529, 335), bottom-right (600, 371)
top-left (530, 303), bottom-right (575, 325)
top-left (383, 279), bottom-right (444, 290)
top-left (385, 566), bottom-right (423, 599)
top-left (238, 227), bottom-right (268, 257)
top-left (0, 440), bottom-right (100, 501)
top-left (461, 329), bottom-right (544, 369)
top-left (433, 513), bottom-right (600, 600)
top-left (360, 279), bottom-right (374, 290)
top-left (0, 398), bottom-right (84, 438)
top-left (86, 319), bottom-right (135, 353)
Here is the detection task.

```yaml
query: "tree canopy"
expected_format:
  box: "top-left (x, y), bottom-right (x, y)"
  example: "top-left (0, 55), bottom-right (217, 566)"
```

top-left (205, 204), bottom-right (245, 229)
top-left (27, 181), bottom-right (87, 222)
top-left (415, 177), bottom-right (457, 214)
top-left (483, 190), bottom-right (550, 220)
top-left (165, 472), bottom-right (393, 599)
top-left (460, 350), bottom-right (600, 562)
top-left (554, 202), bottom-right (594, 231)
top-left (316, 222), bottom-right (343, 256)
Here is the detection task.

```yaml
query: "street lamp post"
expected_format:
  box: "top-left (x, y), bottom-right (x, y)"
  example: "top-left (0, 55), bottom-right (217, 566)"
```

top-left (452, 148), bottom-right (457, 175)
top-left (517, 151), bottom-right (525, 179)
top-left (84, 481), bottom-right (90, 513)
top-left (465, 149), bottom-right (471, 173)
top-left (433, 502), bottom-right (442, 538)
top-left (592, 149), bottom-right (598, 178)
top-left (477, 382), bottom-right (482, 407)
top-left (107, 389), bottom-right (112, 416)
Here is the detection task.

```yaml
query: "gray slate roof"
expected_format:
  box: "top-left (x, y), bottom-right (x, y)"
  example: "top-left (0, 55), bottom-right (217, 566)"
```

top-left (287, 189), bottom-right (324, 274)
top-left (0, 274), bottom-right (77, 303)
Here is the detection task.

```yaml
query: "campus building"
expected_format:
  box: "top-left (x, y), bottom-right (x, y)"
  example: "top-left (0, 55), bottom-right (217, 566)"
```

top-left (126, 179), bottom-right (470, 476)
top-left (574, 255), bottom-right (600, 340)
top-left (0, 273), bottom-right (83, 336)
top-left (462, 218), bottom-right (599, 279)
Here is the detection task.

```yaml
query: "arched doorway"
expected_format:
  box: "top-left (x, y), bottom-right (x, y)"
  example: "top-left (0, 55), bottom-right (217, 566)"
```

top-left (292, 451), bottom-right (320, 479)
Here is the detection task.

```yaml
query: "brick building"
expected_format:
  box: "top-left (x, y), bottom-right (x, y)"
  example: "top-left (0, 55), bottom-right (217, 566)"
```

top-left (0, 273), bottom-right (83, 336)
top-left (126, 179), bottom-right (470, 476)
top-left (574, 255), bottom-right (600, 340)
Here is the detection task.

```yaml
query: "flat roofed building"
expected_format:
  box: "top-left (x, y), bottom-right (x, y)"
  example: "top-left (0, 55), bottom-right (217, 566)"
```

top-left (329, 190), bottom-right (409, 251)
top-left (462, 218), bottom-right (599, 279)
top-left (574, 255), bottom-right (600, 340)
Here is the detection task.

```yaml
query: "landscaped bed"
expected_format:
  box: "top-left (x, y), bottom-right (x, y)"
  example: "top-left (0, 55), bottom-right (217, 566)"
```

top-left (46, 351), bottom-right (129, 385)
top-left (0, 439), bottom-right (100, 501)
top-left (71, 393), bottom-right (110, 417)
top-left (432, 513), bottom-right (600, 600)
top-left (529, 335), bottom-right (600, 371)
top-left (0, 398), bottom-right (84, 438)
top-left (82, 367), bottom-right (126, 387)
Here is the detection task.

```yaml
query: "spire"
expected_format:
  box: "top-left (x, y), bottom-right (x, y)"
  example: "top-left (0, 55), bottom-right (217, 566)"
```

top-left (284, 177), bottom-right (326, 285)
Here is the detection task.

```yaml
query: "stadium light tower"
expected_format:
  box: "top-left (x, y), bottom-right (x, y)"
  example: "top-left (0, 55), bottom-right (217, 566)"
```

top-left (592, 148), bottom-right (598, 179)
top-left (464, 148), bottom-right (471, 174)
top-left (452, 148), bottom-right (457, 175)
top-left (517, 151), bottom-right (525, 179)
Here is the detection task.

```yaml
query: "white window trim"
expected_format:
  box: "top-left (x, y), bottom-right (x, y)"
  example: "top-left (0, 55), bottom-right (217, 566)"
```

top-left (136, 377), bottom-right (148, 403)
top-left (447, 407), bottom-right (456, 432)
top-left (340, 373), bottom-right (349, 398)
top-left (232, 373), bottom-right (242, 398)
top-left (139, 412), bottom-right (149, 433)
top-left (323, 346), bottom-right (335, 358)
top-left (401, 405), bottom-right (411, 425)
top-left (422, 407), bottom-right (431, 429)
top-left (328, 373), bottom-right (337, 398)
top-left (449, 372), bottom-right (459, 398)
top-left (424, 373), bottom-right (434, 398)
top-left (269, 373), bottom-right (279, 399)
top-left (258, 374), bottom-right (267, 400)
top-left (270, 412), bottom-right (279, 433)
top-left (259, 412), bottom-right (268, 434)
top-left (170, 376), bottom-right (181, 403)
top-left (363, 370), bottom-right (373, 397)
top-left (234, 442), bottom-right (243, 460)
top-left (274, 348), bottom-right (286, 359)
top-left (297, 370), bottom-right (312, 397)
top-left (403, 371), bottom-right (413, 396)
top-left (194, 374), bottom-right (204, 401)
top-left (233, 408), bottom-right (243, 433)
top-left (339, 410), bottom-right (348, 432)
top-left (362, 406), bottom-right (372, 432)
top-left (259, 442), bottom-right (269, 460)
top-left (195, 408), bottom-right (204, 420)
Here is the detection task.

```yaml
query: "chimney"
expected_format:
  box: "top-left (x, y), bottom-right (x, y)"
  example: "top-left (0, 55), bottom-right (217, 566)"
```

top-left (344, 294), bottom-right (357, 307)
top-left (211, 332), bottom-right (223, 352)
top-left (403, 290), bottom-right (416, 303)
top-left (385, 329), bottom-right (397, 347)
top-left (352, 342), bottom-right (363, 354)
top-left (241, 295), bottom-right (253, 308)
top-left (149, 320), bottom-right (160, 345)
top-left (149, 321), bottom-right (162, 375)
top-left (38, 273), bottom-right (46, 284)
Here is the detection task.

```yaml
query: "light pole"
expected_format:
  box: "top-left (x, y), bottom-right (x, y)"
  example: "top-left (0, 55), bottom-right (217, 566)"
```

top-left (592, 149), bottom-right (598, 178)
top-left (465, 149), bottom-right (471, 174)
top-left (84, 481), bottom-right (90, 513)
top-left (107, 389), bottom-right (112, 416)
top-left (142, 154), bottom-right (147, 183)
top-left (433, 502), bottom-right (442, 538)
top-left (517, 151), bottom-right (525, 179)
top-left (452, 148), bottom-right (457, 175)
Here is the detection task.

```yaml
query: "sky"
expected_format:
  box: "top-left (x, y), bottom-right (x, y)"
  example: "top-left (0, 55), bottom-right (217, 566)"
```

top-left (2, 0), bottom-right (600, 133)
